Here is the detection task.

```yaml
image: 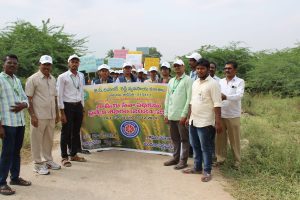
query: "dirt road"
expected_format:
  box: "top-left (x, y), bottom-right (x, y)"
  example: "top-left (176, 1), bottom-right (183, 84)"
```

top-left (6, 148), bottom-right (234, 200)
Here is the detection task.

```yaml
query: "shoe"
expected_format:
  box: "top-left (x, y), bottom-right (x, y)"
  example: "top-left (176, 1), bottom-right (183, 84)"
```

top-left (78, 149), bottom-right (91, 154)
top-left (46, 161), bottom-right (61, 170)
top-left (33, 164), bottom-right (50, 175)
top-left (9, 177), bottom-right (31, 186)
top-left (174, 162), bottom-right (188, 170)
top-left (163, 159), bottom-right (179, 166)
top-left (0, 184), bottom-right (15, 195)
top-left (182, 168), bottom-right (202, 174)
top-left (70, 155), bottom-right (87, 162)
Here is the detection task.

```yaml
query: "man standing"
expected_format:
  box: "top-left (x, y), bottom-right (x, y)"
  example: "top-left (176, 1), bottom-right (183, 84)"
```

top-left (136, 69), bottom-right (145, 82)
top-left (115, 63), bottom-right (137, 83)
top-left (144, 66), bottom-right (159, 83)
top-left (215, 61), bottom-right (245, 169)
top-left (158, 62), bottom-right (172, 84)
top-left (164, 59), bottom-right (192, 170)
top-left (0, 54), bottom-right (31, 195)
top-left (93, 64), bottom-right (113, 84)
top-left (186, 52), bottom-right (201, 81)
top-left (57, 54), bottom-right (87, 167)
top-left (209, 62), bottom-right (220, 81)
top-left (183, 59), bottom-right (222, 182)
top-left (25, 55), bottom-right (61, 175)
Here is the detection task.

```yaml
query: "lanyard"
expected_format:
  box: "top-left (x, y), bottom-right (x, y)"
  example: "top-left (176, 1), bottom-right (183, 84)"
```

top-left (70, 75), bottom-right (80, 90)
top-left (1, 74), bottom-right (20, 96)
top-left (172, 75), bottom-right (185, 94)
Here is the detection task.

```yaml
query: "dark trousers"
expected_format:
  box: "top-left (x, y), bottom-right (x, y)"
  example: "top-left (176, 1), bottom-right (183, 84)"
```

top-left (61, 102), bottom-right (83, 158)
top-left (0, 126), bottom-right (25, 186)
top-left (169, 120), bottom-right (189, 163)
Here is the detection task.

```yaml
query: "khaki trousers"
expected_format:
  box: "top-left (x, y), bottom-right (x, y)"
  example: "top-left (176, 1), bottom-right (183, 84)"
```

top-left (215, 117), bottom-right (241, 165)
top-left (30, 119), bottom-right (55, 163)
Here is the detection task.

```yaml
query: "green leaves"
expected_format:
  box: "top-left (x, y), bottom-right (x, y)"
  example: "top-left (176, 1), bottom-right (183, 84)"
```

top-left (0, 19), bottom-right (88, 77)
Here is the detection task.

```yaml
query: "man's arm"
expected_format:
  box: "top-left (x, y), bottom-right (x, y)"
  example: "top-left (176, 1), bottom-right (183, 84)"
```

top-left (27, 96), bottom-right (38, 127)
top-left (222, 79), bottom-right (245, 101)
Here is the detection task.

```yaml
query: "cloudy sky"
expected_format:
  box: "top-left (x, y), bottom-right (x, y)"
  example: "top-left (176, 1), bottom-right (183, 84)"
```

top-left (0, 0), bottom-right (299, 60)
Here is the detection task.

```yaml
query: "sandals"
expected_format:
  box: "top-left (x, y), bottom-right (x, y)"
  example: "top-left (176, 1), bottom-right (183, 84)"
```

top-left (182, 168), bottom-right (202, 174)
top-left (201, 172), bottom-right (212, 182)
top-left (70, 155), bottom-right (87, 162)
top-left (62, 158), bottom-right (72, 167)
top-left (9, 177), bottom-right (31, 186)
top-left (0, 184), bottom-right (15, 195)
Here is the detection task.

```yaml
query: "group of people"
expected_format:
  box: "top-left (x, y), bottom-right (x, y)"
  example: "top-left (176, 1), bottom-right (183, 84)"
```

top-left (0, 51), bottom-right (244, 195)
top-left (163, 52), bottom-right (245, 183)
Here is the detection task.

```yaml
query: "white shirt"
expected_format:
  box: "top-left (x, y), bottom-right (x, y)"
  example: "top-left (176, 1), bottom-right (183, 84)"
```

top-left (189, 75), bottom-right (222, 128)
top-left (220, 76), bottom-right (245, 118)
top-left (189, 70), bottom-right (198, 82)
top-left (57, 70), bottom-right (84, 109)
top-left (212, 75), bottom-right (220, 82)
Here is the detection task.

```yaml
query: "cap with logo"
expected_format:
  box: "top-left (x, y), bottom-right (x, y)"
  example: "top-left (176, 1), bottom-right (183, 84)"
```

top-left (39, 55), bottom-right (53, 64)
top-left (185, 52), bottom-right (202, 61)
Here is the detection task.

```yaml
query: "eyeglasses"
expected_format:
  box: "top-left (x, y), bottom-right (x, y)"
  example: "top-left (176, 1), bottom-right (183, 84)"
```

top-left (223, 67), bottom-right (233, 70)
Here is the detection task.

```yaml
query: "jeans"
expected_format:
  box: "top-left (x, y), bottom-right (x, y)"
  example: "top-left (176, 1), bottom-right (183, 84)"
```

top-left (61, 102), bottom-right (83, 158)
top-left (189, 124), bottom-right (215, 173)
top-left (0, 126), bottom-right (25, 186)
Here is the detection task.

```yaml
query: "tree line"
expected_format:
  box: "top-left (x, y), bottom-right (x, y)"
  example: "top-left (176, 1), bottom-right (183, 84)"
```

top-left (0, 20), bottom-right (299, 97)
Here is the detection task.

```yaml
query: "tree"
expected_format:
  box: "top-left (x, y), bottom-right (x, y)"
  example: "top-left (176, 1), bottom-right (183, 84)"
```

top-left (180, 42), bottom-right (254, 78)
top-left (0, 19), bottom-right (88, 77)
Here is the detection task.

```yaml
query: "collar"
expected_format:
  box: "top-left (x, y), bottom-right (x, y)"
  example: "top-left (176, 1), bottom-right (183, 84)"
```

top-left (67, 70), bottom-right (79, 77)
top-left (226, 75), bottom-right (237, 82)
top-left (0, 72), bottom-right (17, 79)
top-left (38, 70), bottom-right (52, 79)
top-left (176, 73), bottom-right (186, 80)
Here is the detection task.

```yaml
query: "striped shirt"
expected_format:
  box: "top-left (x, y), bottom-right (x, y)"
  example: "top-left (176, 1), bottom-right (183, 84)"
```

top-left (0, 72), bottom-right (28, 126)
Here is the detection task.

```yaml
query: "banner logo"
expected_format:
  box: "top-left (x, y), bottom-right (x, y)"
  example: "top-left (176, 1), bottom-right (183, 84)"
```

top-left (120, 121), bottom-right (140, 138)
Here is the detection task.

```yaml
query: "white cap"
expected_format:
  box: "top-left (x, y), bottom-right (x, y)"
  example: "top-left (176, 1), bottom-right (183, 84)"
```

top-left (186, 52), bottom-right (201, 61)
top-left (143, 69), bottom-right (148, 75)
top-left (148, 66), bottom-right (158, 72)
top-left (132, 68), bottom-right (136, 72)
top-left (119, 70), bottom-right (124, 74)
top-left (109, 69), bottom-right (115, 73)
top-left (39, 55), bottom-right (53, 64)
top-left (137, 68), bottom-right (144, 73)
top-left (161, 62), bottom-right (170, 69)
top-left (97, 64), bottom-right (110, 71)
top-left (68, 54), bottom-right (80, 62)
top-left (173, 59), bottom-right (184, 66)
top-left (122, 62), bottom-right (132, 68)
top-left (115, 70), bottom-right (119, 74)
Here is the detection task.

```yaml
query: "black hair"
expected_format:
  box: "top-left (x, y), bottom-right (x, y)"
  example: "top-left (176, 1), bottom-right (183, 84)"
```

top-left (197, 58), bottom-right (210, 68)
top-left (210, 61), bottom-right (217, 68)
top-left (3, 54), bottom-right (19, 62)
top-left (225, 61), bottom-right (238, 69)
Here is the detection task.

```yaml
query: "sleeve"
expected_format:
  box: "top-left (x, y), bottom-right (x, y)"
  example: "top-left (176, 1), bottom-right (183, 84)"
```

top-left (211, 81), bottom-right (222, 107)
top-left (226, 79), bottom-right (245, 101)
top-left (164, 82), bottom-right (171, 117)
top-left (18, 78), bottom-right (29, 107)
top-left (80, 73), bottom-right (85, 107)
top-left (57, 75), bottom-right (65, 109)
top-left (181, 78), bottom-right (192, 118)
top-left (25, 77), bottom-right (35, 97)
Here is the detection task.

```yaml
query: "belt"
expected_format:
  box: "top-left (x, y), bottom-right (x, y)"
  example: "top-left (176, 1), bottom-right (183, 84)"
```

top-left (64, 102), bottom-right (81, 105)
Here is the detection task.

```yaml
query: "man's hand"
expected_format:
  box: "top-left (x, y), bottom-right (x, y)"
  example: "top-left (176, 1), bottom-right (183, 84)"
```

top-left (55, 115), bottom-right (60, 124)
top-left (61, 113), bottom-right (67, 124)
top-left (221, 93), bottom-right (227, 101)
top-left (10, 102), bottom-right (27, 113)
top-left (179, 117), bottom-right (187, 125)
top-left (31, 115), bottom-right (38, 127)
top-left (164, 117), bottom-right (169, 124)
top-left (215, 120), bottom-right (223, 134)
top-left (0, 126), bottom-right (5, 139)
top-left (185, 118), bottom-right (189, 127)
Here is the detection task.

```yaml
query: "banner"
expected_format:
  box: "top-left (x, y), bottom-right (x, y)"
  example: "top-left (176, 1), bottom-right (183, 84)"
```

top-left (137, 47), bottom-right (150, 55)
top-left (126, 54), bottom-right (143, 69)
top-left (113, 49), bottom-right (128, 59)
top-left (128, 51), bottom-right (143, 55)
top-left (81, 83), bottom-right (173, 154)
top-left (144, 57), bottom-right (160, 70)
top-left (79, 55), bottom-right (97, 73)
top-left (96, 58), bottom-right (104, 67)
top-left (108, 58), bottom-right (125, 69)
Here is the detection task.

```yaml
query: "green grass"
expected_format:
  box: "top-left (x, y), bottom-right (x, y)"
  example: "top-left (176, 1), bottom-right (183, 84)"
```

top-left (220, 94), bottom-right (300, 200)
